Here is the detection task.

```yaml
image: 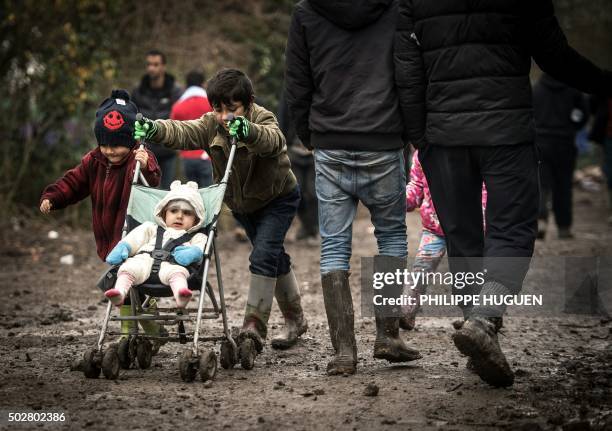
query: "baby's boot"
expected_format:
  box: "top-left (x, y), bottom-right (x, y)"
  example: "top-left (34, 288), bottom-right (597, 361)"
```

top-left (105, 271), bottom-right (135, 306)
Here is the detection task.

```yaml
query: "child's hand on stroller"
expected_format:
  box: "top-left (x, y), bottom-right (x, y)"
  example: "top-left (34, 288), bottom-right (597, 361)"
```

top-left (105, 242), bottom-right (131, 265)
top-left (134, 148), bottom-right (149, 168)
top-left (228, 116), bottom-right (250, 141)
top-left (40, 199), bottom-right (52, 214)
top-left (172, 245), bottom-right (203, 266)
top-left (134, 117), bottom-right (157, 141)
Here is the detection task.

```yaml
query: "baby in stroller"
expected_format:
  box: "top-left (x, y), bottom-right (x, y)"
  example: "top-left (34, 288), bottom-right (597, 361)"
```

top-left (105, 180), bottom-right (207, 308)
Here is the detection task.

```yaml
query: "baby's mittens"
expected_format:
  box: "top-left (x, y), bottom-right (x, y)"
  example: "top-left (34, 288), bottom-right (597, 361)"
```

top-left (106, 242), bottom-right (131, 265)
top-left (172, 245), bottom-right (203, 266)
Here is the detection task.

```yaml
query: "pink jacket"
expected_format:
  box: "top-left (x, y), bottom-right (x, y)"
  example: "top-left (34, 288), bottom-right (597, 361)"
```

top-left (406, 151), bottom-right (487, 237)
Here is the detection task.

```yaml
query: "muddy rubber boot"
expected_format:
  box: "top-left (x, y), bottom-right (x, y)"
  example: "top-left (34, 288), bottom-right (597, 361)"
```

top-left (119, 305), bottom-right (136, 341)
top-left (373, 316), bottom-right (422, 362)
top-left (452, 316), bottom-right (514, 387)
top-left (271, 269), bottom-right (308, 350)
top-left (321, 270), bottom-right (357, 375)
top-left (239, 273), bottom-right (276, 355)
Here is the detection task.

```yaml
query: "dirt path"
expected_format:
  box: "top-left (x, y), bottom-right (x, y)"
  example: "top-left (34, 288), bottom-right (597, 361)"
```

top-left (1, 188), bottom-right (611, 430)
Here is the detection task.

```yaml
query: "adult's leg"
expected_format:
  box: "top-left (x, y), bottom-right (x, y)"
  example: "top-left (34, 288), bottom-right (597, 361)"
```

top-left (453, 143), bottom-right (538, 388)
top-left (479, 143), bottom-right (539, 303)
top-left (419, 145), bottom-right (484, 316)
top-left (357, 150), bottom-right (420, 362)
top-left (358, 149), bottom-right (408, 259)
top-left (314, 149), bottom-right (359, 374)
top-left (551, 143), bottom-right (577, 234)
top-left (537, 142), bottom-right (553, 237)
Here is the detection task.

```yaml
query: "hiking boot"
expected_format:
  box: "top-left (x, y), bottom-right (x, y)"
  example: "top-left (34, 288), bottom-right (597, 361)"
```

top-left (321, 271), bottom-right (357, 375)
top-left (452, 316), bottom-right (514, 387)
top-left (271, 270), bottom-right (308, 350)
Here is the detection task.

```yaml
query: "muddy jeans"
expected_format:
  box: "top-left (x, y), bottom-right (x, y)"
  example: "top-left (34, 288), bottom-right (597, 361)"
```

top-left (314, 149), bottom-right (407, 274)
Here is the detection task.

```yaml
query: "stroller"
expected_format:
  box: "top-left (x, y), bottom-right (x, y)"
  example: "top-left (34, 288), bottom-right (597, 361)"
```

top-left (82, 133), bottom-right (247, 382)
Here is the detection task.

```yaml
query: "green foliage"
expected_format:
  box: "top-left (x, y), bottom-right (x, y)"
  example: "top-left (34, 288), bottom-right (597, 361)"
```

top-left (0, 0), bottom-right (123, 215)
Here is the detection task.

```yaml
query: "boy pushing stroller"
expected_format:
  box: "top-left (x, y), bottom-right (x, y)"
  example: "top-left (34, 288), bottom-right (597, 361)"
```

top-left (134, 68), bottom-right (308, 368)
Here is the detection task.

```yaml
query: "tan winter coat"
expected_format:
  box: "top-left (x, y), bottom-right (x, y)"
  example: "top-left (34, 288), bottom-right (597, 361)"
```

top-left (152, 103), bottom-right (297, 214)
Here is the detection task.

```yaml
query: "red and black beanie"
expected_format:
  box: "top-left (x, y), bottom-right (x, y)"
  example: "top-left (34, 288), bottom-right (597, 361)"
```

top-left (94, 89), bottom-right (139, 148)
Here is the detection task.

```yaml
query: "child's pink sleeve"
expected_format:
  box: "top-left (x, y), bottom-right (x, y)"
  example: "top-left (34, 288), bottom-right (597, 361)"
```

top-left (406, 151), bottom-right (425, 212)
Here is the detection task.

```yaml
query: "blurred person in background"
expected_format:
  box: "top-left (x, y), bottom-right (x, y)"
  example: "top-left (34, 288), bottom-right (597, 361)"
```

top-left (132, 49), bottom-right (182, 189)
top-left (171, 70), bottom-right (214, 188)
top-left (589, 96), bottom-right (612, 225)
top-left (533, 73), bottom-right (589, 239)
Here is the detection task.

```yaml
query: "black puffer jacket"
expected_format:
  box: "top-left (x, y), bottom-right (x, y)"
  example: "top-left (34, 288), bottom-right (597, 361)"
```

top-left (394, 0), bottom-right (612, 148)
top-left (285, 0), bottom-right (404, 151)
top-left (132, 74), bottom-right (182, 159)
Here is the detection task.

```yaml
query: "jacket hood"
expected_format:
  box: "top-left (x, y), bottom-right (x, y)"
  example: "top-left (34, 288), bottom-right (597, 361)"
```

top-left (308, 0), bottom-right (393, 30)
top-left (154, 180), bottom-right (206, 233)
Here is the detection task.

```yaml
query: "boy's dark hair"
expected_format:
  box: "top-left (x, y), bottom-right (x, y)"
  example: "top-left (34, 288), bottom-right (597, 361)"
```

top-left (207, 68), bottom-right (254, 110)
top-left (146, 49), bottom-right (166, 64)
top-left (186, 70), bottom-right (205, 87)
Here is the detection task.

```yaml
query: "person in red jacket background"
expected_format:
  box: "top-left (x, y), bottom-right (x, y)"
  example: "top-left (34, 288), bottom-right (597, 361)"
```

top-left (40, 89), bottom-right (161, 261)
top-left (170, 70), bottom-right (214, 187)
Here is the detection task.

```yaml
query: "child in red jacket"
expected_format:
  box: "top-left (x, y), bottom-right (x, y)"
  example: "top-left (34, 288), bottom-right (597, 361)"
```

top-left (40, 89), bottom-right (163, 343)
top-left (40, 89), bottom-right (161, 260)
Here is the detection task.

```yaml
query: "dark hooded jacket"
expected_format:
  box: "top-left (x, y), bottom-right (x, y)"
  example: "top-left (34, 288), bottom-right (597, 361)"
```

top-left (132, 74), bottom-right (182, 159)
top-left (285, 0), bottom-right (404, 151)
top-left (533, 74), bottom-right (588, 144)
top-left (394, 0), bottom-right (612, 148)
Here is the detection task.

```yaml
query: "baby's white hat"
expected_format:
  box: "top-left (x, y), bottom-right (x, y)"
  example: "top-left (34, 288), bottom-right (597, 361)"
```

top-left (154, 180), bottom-right (206, 232)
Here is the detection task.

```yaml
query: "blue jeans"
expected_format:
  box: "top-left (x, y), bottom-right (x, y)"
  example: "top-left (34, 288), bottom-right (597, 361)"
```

top-left (183, 158), bottom-right (213, 188)
top-left (233, 186), bottom-right (300, 277)
top-left (314, 149), bottom-right (407, 274)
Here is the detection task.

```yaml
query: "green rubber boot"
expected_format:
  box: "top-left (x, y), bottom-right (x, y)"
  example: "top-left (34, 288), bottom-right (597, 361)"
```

top-left (119, 305), bottom-right (136, 341)
top-left (139, 298), bottom-right (168, 355)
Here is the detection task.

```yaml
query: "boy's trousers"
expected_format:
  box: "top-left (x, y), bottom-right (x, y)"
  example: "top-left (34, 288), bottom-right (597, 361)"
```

top-left (233, 186), bottom-right (301, 278)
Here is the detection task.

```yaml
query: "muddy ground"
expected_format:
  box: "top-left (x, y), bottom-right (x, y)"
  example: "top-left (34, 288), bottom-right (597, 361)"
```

top-left (0, 187), bottom-right (611, 431)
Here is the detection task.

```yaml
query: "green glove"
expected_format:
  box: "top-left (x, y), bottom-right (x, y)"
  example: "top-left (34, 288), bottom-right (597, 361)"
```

top-left (134, 117), bottom-right (158, 141)
top-left (228, 116), bottom-right (250, 141)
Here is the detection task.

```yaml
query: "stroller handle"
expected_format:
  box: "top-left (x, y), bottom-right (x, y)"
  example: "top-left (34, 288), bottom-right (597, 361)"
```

top-left (133, 113), bottom-right (150, 187)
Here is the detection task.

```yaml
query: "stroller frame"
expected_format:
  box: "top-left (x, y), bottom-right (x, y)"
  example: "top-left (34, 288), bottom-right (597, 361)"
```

top-left (82, 136), bottom-right (241, 382)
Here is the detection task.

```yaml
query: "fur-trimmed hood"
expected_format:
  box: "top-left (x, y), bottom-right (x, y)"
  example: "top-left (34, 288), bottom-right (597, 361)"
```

top-left (154, 180), bottom-right (206, 233)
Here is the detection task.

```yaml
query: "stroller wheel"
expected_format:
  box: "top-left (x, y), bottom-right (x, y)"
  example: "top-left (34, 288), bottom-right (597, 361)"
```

top-left (101, 344), bottom-right (120, 380)
top-left (178, 349), bottom-right (198, 383)
top-left (136, 339), bottom-right (153, 369)
top-left (82, 348), bottom-right (101, 379)
top-left (220, 340), bottom-right (237, 369)
top-left (239, 338), bottom-right (256, 370)
top-left (117, 338), bottom-right (133, 369)
top-left (199, 350), bottom-right (217, 382)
